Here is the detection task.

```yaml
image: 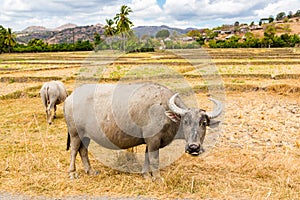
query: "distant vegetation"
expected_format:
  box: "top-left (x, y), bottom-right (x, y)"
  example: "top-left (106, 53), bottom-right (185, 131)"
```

top-left (208, 28), bottom-right (300, 48)
top-left (0, 9), bottom-right (300, 53)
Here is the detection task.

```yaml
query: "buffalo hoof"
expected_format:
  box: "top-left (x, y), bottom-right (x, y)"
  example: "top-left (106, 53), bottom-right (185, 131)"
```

top-left (69, 172), bottom-right (79, 179)
top-left (143, 172), bottom-right (164, 182)
top-left (152, 176), bottom-right (164, 183)
top-left (142, 172), bottom-right (152, 180)
top-left (87, 169), bottom-right (99, 176)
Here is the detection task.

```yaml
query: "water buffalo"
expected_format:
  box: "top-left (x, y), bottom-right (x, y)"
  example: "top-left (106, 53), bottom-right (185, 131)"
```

top-left (40, 81), bottom-right (68, 124)
top-left (64, 83), bottom-right (222, 180)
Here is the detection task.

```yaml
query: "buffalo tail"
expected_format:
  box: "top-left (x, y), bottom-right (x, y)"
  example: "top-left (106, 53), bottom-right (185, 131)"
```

top-left (66, 132), bottom-right (70, 151)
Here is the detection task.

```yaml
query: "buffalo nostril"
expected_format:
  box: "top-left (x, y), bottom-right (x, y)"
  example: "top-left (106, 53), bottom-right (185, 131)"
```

top-left (189, 143), bottom-right (200, 150)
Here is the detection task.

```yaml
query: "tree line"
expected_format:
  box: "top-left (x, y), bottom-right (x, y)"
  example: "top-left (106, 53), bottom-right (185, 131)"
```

top-left (0, 25), bottom-right (96, 53)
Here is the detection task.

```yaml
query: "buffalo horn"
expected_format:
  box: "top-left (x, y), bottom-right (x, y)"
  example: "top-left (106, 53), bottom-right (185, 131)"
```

top-left (206, 98), bottom-right (223, 119)
top-left (168, 93), bottom-right (188, 116)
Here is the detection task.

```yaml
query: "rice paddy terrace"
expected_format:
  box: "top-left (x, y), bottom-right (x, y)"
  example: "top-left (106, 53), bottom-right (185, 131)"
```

top-left (0, 48), bottom-right (299, 98)
top-left (0, 48), bottom-right (299, 199)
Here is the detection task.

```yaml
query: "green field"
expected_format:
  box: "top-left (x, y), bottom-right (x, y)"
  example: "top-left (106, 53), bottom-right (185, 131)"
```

top-left (0, 48), bottom-right (300, 199)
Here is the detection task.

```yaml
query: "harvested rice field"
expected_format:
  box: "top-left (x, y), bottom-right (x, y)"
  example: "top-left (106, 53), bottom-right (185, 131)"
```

top-left (0, 48), bottom-right (299, 199)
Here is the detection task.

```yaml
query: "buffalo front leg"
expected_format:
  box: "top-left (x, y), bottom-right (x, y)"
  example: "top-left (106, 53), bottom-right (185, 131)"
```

top-left (68, 136), bottom-right (81, 179)
top-left (78, 138), bottom-right (98, 176)
top-left (145, 140), bottom-right (163, 181)
top-left (148, 150), bottom-right (162, 181)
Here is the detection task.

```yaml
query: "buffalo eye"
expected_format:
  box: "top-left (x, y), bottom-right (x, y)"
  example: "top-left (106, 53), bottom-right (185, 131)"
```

top-left (201, 121), bottom-right (207, 127)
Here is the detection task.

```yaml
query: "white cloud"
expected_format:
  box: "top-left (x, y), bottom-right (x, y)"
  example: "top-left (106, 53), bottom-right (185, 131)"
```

top-left (254, 0), bottom-right (300, 18)
top-left (130, 0), bottom-right (164, 26)
top-left (164, 0), bottom-right (269, 20)
top-left (2, 0), bottom-right (32, 12)
top-left (0, 0), bottom-right (300, 31)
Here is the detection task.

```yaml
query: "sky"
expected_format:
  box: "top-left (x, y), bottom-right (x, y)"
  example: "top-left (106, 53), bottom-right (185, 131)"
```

top-left (1, 0), bottom-right (300, 31)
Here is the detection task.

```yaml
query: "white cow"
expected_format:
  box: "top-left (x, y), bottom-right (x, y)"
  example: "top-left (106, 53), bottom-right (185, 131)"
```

top-left (40, 81), bottom-right (68, 124)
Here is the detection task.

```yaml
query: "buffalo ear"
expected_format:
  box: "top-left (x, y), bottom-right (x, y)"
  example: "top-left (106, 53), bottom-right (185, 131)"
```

top-left (165, 110), bottom-right (181, 123)
top-left (208, 119), bottom-right (221, 128)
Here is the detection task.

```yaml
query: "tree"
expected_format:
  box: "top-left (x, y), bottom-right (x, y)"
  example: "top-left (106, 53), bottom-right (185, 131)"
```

top-left (94, 33), bottom-right (105, 50)
top-left (114, 5), bottom-right (134, 51)
top-left (4, 28), bottom-right (16, 53)
top-left (263, 24), bottom-right (276, 48)
top-left (28, 38), bottom-right (47, 52)
top-left (104, 19), bottom-right (116, 37)
top-left (186, 30), bottom-right (201, 38)
top-left (264, 24), bottom-right (276, 38)
top-left (276, 12), bottom-right (286, 21)
top-left (287, 11), bottom-right (293, 19)
top-left (155, 29), bottom-right (170, 39)
top-left (0, 26), bottom-right (6, 53)
top-left (269, 15), bottom-right (274, 23)
top-left (244, 32), bottom-right (259, 47)
top-left (205, 29), bottom-right (218, 39)
top-left (104, 19), bottom-right (116, 49)
top-left (75, 40), bottom-right (93, 51)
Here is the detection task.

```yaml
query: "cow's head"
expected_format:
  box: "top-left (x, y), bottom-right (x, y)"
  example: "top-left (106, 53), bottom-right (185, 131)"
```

top-left (165, 93), bottom-right (222, 155)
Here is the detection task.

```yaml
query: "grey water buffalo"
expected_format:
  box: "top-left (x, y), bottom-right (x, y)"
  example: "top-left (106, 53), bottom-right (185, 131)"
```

top-left (64, 83), bottom-right (222, 179)
top-left (40, 81), bottom-right (68, 124)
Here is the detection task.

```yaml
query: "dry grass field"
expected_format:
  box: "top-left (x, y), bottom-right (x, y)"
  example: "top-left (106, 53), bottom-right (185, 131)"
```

top-left (0, 48), bottom-right (300, 199)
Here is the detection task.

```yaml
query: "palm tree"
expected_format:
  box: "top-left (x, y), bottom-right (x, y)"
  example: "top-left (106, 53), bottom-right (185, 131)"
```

top-left (0, 26), bottom-right (6, 53)
top-left (104, 19), bottom-right (116, 37)
top-left (114, 5), bottom-right (133, 51)
top-left (4, 28), bottom-right (16, 53)
top-left (104, 19), bottom-right (116, 50)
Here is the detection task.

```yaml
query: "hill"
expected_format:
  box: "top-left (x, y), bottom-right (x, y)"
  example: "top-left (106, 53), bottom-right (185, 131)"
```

top-left (54, 23), bottom-right (77, 31)
top-left (16, 24), bottom-right (104, 44)
top-left (21, 26), bottom-right (48, 33)
top-left (47, 24), bottom-right (104, 44)
top-left (133, 25), bottom-right (192, 38)
top-left (251, 17), bottom-right (300, 37)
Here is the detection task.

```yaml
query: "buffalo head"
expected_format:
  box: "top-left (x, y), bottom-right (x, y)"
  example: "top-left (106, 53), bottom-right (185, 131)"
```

top-left (165, 93), bottom-right (222, 155)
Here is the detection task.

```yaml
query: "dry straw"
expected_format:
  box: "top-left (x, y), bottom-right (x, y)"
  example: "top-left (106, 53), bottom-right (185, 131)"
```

top-left (0, 49), bottom-right (300, 199)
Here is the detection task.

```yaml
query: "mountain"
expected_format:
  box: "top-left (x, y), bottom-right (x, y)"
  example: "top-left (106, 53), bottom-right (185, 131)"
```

top-left (54, 23), bottom-right (77, 31)
top-left (133, 25), bottom-right (195, 38)
top-left (16, 24), bottom-right (104, 44)
top-left (21, 26), bottom-right (48, 33)
top-left (47, 24), bottom-right (104, 44)
top-left (21, 23), bottom-right (78, 33)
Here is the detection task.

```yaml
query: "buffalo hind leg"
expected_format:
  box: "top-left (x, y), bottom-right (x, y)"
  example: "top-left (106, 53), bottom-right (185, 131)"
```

top-left (142, 146), bottom-right (151, 179)
top-left (78, 137), bottom-right (98, 176)
top-left (53, 104), bottom-right (57, 119)
top-left (46, 102), bottom-right (55, 124)
top-left (68, 135), bottom-right (81, 179)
